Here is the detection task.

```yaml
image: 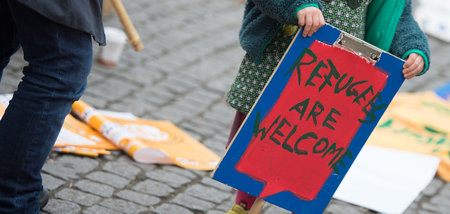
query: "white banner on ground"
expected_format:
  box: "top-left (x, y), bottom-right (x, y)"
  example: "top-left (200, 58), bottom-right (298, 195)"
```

top-left (333, 145), bottom-right (439, 214)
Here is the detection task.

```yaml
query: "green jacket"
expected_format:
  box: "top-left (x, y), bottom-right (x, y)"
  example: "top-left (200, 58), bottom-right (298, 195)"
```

top-left (239, 0), bottom-right (430, 74)
top-left (366, 0), bottom-right (429, 73)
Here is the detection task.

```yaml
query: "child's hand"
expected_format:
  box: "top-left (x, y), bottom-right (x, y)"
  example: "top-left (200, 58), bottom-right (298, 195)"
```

top-left (297, 7), bottom-right (325, 37)
top-left (402, 53), bottom-right (425, 79)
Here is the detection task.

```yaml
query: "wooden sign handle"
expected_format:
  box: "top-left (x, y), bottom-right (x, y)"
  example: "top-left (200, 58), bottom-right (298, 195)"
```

top-left (248, 198), bottom-right (265, 214)
top-left (110, 0), bottom-right (144, 51)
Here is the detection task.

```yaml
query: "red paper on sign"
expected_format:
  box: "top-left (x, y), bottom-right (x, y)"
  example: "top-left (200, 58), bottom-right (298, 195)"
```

top-left (235, 41), bottom-right (388, 201)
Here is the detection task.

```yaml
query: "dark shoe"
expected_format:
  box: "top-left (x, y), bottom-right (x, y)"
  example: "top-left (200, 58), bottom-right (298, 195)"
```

top-left (39, 189), bottom-right (49, 209)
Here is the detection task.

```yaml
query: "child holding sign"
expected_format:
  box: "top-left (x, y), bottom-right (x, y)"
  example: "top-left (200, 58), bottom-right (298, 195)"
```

top-left (224, 0), bottom-right (430, 213)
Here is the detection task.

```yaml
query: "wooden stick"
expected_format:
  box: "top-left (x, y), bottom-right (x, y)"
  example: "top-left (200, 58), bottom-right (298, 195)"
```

top-left (248, 198), bottom-right (265, 214)
top-left (110, 0), bottom-right (144, 51)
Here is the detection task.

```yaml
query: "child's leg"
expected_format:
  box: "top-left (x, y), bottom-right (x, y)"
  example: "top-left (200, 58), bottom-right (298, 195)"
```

top-left (225, 111), bottom-right (246, 148)
top-left (235, 191), bottom-right (257, 209)
top-left (226, 111), bottom-right (257, 210)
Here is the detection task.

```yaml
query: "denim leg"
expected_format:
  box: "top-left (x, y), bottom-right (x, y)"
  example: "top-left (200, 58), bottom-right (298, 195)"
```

top-left (0, 0), bottom-right (19, 79)
top-left (0, 1), bottom-right (93, 213)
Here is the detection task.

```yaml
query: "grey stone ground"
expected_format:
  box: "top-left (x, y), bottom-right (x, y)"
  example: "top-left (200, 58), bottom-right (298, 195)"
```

top-left (2, 0), bottom-right (450, 213)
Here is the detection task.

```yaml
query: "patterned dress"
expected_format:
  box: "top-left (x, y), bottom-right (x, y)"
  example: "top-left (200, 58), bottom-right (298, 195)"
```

top-left (226, 0), bottom-right (372, 114)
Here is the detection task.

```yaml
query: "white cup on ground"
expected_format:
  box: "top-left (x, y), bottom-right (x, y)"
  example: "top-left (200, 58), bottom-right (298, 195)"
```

top-left (97, 26), bottom-right (127, 67)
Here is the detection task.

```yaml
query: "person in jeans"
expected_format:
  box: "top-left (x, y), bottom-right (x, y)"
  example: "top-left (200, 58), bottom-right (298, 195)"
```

top-left (0, 1), bottom-right (104, 213)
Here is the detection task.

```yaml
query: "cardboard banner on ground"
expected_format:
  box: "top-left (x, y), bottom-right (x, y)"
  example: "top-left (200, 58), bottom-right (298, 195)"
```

top-left (54, 114), bottom-right (117, 157)
top-left (367, 91), bottom-right (450, 182)
top-left (212, 24), bottom-right (405, 213)
top-left (71, 100), bottom-right (220, 170)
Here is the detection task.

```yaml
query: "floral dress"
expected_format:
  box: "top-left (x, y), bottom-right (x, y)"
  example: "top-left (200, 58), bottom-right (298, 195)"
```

top-left (226, 0), bottom-right (372, 114)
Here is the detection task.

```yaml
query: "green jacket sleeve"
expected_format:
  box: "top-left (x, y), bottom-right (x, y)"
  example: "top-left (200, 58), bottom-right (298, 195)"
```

top-left (389, 0), bottom-right (431, 74)
top-left (251, 0), bottom-right (323, 25)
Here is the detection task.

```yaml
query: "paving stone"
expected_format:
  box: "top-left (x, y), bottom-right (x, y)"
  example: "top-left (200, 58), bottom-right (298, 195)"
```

top-left (205, 102), bottom-right (236, 122)
top-left (133, 162), bottom-right (158, 173)
top-left (86, 68), bottom-right (110, 84)
top-left (422, 178), bottom-right (445, 197)
top-left (133, 179), bottom-right (175, 197)
top-left (0, 80), bottom-right (19, 94)
top-left (200, 177), bottom-right (232, 192)
top-left (190, 168), bottom-right (209, 177)
top-left (108, 96), bottom-right (158, 116)
top-left (42, 173), bottom-right (65, 191)
top-left (74, 179), bottom-right (115, 198)
top-left (134, 85), bottom-right (175, 107)
top-left (168, 98), bottom-right (208, 117)
top-left (180, 117), bottom-right (225, 137)
top-left (184, 55), bottom-right (236, 82)
top-left (86, 171), bottom-right (131, 188)
top-left (42, 156), bottom-right (99, 180)
top-left (184, 184), bottom-right (230, 203)
top-left (115, 190), bottom-right (160, 206)
top-left (115, 64), bottom-right (165, 85)
top-left (207, 210), bottom-right (226, 214)
top-left (263, 204), bottom-right (291, 214)
top-left (326, 200), bottom-right (368, 214)
top-left (54, 188), bottom-right (102, 206)
top-left (429, 195), bottom-right (450, 207)
top-left (160, 75), bottom-right (199, 94)
top-left (207, 74), bottom-right (236, 93)
top-left (79, 93), bottom-right (109, 109)
top-left (416, 210), bottom-right (437, 214)
top-left (83, 205), bottom-right (122, 214)
top-left (42, 199), bottom-right (81, 214)
top-left (421, 201), bottom-right (450, 214)
top-left (145, 169), bottom-right (192, 188)
top-left (161, 165), bottom-right (199, 179)
top-left (215, 198), bottom-right (236, 212)
top-left (183, 89), bottom-right (221, 106)
top-left (102, 160), bottom-right (142, 179)
top-left (153, 203), bottom-right (194, 214)
top-left (99, 198), bottom-right (149, 214)
top-left (440, 183), bottom-right (450, 197)
top-left (202, 134), bottom-right (228, 155)
top-left (87, 78), bottom-right (139, 101)
top-left (150, 106), bottom-right (191, 124)
top-left (171, 193), bottom-right (216, 211)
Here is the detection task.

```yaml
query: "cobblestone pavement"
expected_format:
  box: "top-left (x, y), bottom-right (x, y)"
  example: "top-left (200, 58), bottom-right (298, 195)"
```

top-left (2, 0), bottom-right (450, 213)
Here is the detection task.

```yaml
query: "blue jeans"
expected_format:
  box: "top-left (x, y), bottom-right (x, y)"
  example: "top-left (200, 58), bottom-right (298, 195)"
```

top-left (0, 1), bottom-right (93, 213)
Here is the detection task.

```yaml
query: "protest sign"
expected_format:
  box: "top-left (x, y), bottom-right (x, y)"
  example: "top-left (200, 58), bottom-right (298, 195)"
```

top-left (55, 114), bottom-right (117, 150)
top-left (367, 91), bottom-right (450, 182)
top-left (1, 95), bottom-right (220, 166)
top-left (72, 100), bottom-right (220, 170)
top-left (53, 114), bottom-right (117, 157)
top-left (212, 24), bottom-right (405, 213)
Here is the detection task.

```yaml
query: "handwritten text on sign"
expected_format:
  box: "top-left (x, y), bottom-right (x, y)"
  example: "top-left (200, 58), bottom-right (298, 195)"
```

top-left (235, 41), bottom-right (389, 201)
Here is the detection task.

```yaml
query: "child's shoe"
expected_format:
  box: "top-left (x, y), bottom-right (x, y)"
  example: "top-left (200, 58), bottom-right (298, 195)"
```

top-left (225, 204), bottom-right (248, 214)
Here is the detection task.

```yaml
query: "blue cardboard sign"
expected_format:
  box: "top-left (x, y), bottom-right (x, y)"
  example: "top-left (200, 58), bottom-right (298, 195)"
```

top-left (212, 24), bottom-right (405, 213)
